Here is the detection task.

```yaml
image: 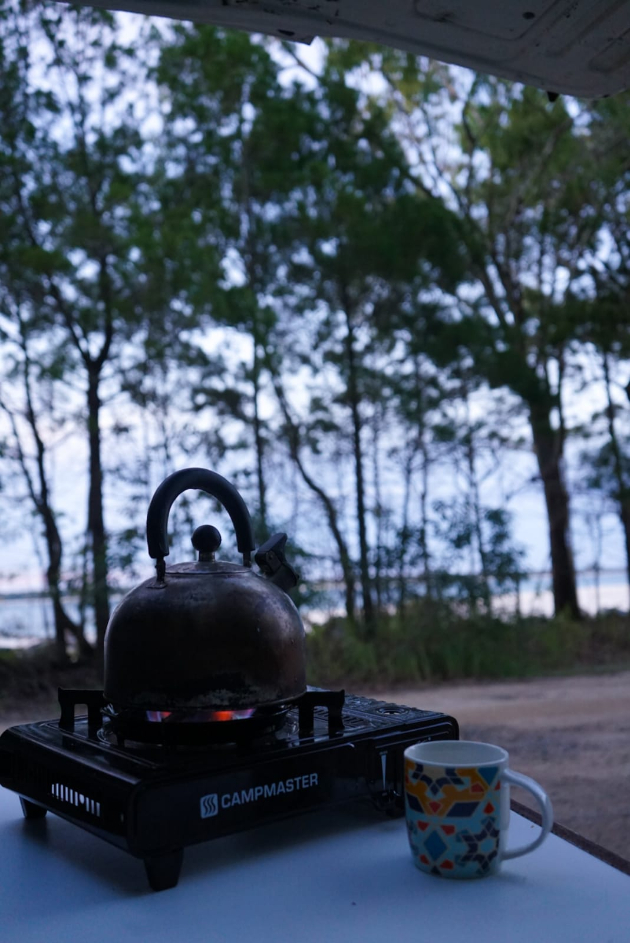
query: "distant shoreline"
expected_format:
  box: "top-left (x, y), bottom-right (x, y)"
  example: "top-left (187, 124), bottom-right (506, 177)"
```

top-left (1, 582), bottom-right (630, 655)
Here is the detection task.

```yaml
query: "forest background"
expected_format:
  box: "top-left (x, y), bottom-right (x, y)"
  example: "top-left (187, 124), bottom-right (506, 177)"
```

top-left (1, 0), bottom-right (630, 700)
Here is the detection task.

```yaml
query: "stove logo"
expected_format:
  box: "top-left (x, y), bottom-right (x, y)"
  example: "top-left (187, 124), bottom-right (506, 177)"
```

top-left (200, 773), bottom-right (319, 819)
top-left (200, 794), bottom-right (219, 818)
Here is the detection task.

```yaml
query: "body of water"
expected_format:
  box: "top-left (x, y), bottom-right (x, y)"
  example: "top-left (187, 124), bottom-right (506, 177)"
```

top-left (1, 571), bottom-right (627, 649)
top-left (0, 597), bottom-right (101, 649)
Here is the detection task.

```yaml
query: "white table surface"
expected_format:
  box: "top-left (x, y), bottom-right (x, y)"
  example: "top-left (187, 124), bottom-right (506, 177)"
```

top-left (1, 788), bottom-right (629, 943)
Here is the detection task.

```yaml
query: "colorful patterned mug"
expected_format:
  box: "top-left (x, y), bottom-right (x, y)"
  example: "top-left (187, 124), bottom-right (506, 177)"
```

top-left (404, 740), bottom-right (553, 878)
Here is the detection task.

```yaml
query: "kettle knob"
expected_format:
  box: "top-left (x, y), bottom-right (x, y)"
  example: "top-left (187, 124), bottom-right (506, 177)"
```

top-left (192, 525), bottom-right (222, 559)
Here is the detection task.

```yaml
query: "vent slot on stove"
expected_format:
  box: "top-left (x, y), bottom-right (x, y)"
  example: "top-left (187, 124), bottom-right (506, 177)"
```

top-left (51, 782), bottom-right (101, 818)
top-left (8, 753), bottom-right (125, 831)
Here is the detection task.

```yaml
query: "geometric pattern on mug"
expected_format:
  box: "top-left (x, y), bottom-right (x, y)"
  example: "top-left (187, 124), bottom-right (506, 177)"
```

top-left (405, 760), bottom-right (502, 877)
top-left (407, 814), bottom-right (500, 877)
top-left (405, 761), bottom-right (501, 818)
top-left (457, 818), bottom-right (501, 875)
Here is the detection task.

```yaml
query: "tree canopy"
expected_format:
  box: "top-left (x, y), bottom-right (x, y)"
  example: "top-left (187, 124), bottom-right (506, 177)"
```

top-left (1, 7), bottom-right (629, 661)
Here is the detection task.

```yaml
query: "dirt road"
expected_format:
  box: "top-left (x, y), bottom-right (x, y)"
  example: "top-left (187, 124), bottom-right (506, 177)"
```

top-left (1, 670), bottom-right (629, 859)
top-left (362, 670), bottom-right (630, 860)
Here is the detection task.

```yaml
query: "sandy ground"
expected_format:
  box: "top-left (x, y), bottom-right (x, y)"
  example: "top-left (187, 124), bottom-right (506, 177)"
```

top-left (1, 671), bottom-right (629, 860)
top-left (362, 670), bottom-right (630, 860)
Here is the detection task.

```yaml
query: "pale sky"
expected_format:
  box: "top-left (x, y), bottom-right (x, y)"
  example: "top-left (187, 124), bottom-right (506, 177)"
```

top-left (0, 25), bottom-right (628, 599)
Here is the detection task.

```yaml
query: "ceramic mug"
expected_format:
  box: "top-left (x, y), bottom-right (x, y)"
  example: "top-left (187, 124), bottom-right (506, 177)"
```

top-left (404, 740), bottom-right (553, 878)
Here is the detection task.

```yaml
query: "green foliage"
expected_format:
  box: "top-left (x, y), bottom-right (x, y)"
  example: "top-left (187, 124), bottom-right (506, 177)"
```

top-left (1, 14), bottom-right (630, 665)
top-left (582, 437), bottom-right (630, 505)
top-left (306, 607), bottom-right (630, 688)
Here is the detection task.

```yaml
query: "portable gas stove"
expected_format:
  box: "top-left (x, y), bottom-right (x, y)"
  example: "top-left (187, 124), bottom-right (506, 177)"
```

top-left (1, 469), bottom-right (459, 891)
top-left (0, 687), bottom-right (458, 890)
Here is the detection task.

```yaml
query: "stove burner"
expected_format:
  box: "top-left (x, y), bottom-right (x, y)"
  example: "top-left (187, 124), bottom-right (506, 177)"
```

top-left (102, 700), bottom-right (294, 746)
top-left (145, 708), bottom-right (256, 722)
top-left (0, 687), bottom-right (459, 892)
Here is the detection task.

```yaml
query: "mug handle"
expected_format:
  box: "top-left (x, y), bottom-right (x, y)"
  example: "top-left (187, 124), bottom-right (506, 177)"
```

top-left (501, 769), bottom-right (554, 860)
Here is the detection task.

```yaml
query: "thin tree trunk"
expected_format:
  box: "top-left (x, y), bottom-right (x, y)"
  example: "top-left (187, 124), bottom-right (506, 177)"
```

top-left (413, 359), bottom-right (433, 600)
top-left (529, 400), bottom-right (580, 618)
top-left (78, 527), bottom-right (90, 638)
top-left (241, 148), bottom-right (267, 532)
top-left (343, 309), bottom-right (375, 631)
top-left (87, 368), bottom-right (110, 656)
top-left (464, 424), bottom-right (492, 614)
top-left (398, 449), bottom-right (413, 616)
top-left (602, 351), bottom-right (630, 596)
top-left (372, 411), bottom-right (384, 613)
top-left (44, 508), bottom-right (92, 661)
top-left (6, 328), bottom-right (92, 662)
top-left (271, 375), bottom-right (357, 626)
top-left (35, 434), bottom-right (91, 660)
top-left (252, 332), bottom-right (267, 530)
top-left (292, 449), bottom-right (357, 628)
top-left (419, 438), bottom-right (432, 599)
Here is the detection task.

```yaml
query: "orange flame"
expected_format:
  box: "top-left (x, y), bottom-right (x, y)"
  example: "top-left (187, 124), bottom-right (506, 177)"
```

top-left (145, 708), bottom-right (256, 723)
top-left (212, 709), bottom-right (256, 722)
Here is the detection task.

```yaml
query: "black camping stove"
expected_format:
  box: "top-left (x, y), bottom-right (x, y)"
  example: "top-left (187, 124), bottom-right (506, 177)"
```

top-left (0, 688), bottom-right (458, 891)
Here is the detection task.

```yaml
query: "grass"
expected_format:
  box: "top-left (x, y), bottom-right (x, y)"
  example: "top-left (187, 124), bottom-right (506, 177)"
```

top-left (1, 605), bottom-right (629, 716)
top-left (306, 602), bottom-right (630, 688)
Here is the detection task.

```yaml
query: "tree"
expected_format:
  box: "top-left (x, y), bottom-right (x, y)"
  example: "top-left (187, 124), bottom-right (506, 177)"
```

top-left (0, 2), bottom-right (223, 656)
top-left (0, 311), bottom-right (92, 662)
top-left (155, 25), bottom-right (320, 530)
top-left (575, 309), bottom-right (630, 596)
top-left (263, 44), bottom-right (465, 631)
top-left (371, 57), bottom-right (630, 617)
top-left (566, 94), bottom-right (630, 597)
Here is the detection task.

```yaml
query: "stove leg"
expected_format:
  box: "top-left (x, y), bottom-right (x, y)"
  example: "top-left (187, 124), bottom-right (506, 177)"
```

top-left (144, 849), bottom-right (184, 891)
top-left (20, 797), bottom-right (47, 820)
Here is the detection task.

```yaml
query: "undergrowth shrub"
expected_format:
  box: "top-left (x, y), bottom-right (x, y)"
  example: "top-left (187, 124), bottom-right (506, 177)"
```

top-left (306, 603), bottom-right (630, 687)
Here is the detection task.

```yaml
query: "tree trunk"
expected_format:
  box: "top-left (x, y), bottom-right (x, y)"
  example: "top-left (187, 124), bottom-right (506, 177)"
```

top-left (11, 332), bottom-right (92, 663)
top-left (529, 400), bottom-right (580, 618)
top-left (87, 369), bottom-right (110, 657)
top-left (343, 310), bottom-right (375, 631)
top-left (602, 352), bottom-right (630, 597)
top-left (45, 519), bottom-right (69, 666)
top-left (372, 411), bottom-right (384, 613)
top-left (43, 506), bottom-right (92, 662)
top-left (412, 359), bottom-right (433, 600)
top-left (39, 460), bottom-right (92, 661)
top-left (419, 439), bottom-right (432, 600)
top-left (252, 334), bottom-right (267, 530)
top-left (464, 427), bottom-right (492, 614)
top-left (397, 450), bottom-right (413, 616)
top-left (242, 167), bottom-right (267, 532)
top-left (271, 375), bottom-right (357, 626)
top-left (293, 453), bottom-right (357, 628)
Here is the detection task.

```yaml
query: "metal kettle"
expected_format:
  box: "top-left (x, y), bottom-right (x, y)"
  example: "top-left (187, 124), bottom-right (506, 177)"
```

top-left (104, 467), bottom-right (306, 713)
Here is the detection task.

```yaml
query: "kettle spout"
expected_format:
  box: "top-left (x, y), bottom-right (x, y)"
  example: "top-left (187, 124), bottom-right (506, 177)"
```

top-left (255, 533), bottom-right (300, 594)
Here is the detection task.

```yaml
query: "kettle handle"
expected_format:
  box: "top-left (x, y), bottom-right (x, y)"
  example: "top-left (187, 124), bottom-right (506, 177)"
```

top-left (146, 468), bottom-right (256, 569)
